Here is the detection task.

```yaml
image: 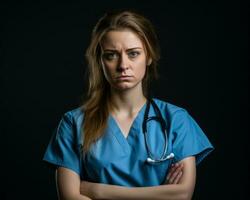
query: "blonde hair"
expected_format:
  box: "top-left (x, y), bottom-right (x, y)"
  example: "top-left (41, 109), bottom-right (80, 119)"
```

top-left (80, 10), bottom-right (160, 152)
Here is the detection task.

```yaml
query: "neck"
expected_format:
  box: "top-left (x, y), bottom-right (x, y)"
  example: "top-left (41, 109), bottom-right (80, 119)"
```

top-left (109, 85), bottom-right (147, 116)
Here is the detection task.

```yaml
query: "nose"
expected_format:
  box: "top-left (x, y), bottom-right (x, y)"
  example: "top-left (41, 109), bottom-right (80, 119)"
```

top-left (117, 53), bottom-right (129, 71)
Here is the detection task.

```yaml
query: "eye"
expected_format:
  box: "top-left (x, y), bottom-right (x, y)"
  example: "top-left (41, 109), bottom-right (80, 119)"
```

top-left (128, 51), bottom-right (140, 58)
top-left (103, 52), bottom-right (119, 61)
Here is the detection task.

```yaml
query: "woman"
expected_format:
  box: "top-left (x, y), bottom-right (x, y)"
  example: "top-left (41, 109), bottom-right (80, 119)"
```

top-left (43, 10), bottom-right (214, 200)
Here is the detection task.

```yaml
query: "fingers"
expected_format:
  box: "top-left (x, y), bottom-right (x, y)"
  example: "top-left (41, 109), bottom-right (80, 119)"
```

top-left (173, 170), bottom-right (183, 184)
top-left (166, 163), bottom-right (180, 181)
top-left (166, 162), bottom-right (184, 184)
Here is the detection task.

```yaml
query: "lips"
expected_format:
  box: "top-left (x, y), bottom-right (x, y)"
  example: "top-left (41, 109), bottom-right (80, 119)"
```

top-left (117, 75), bottom-right (132, 78)
top-left (116, 75), bottom-right (133, 80)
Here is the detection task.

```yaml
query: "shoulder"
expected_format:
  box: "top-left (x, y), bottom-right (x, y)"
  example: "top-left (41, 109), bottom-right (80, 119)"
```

top-left (54, 106), bottom-right (85, 143)
top-left (152, 97), bottom-right (188, 117)
top-left (62, 106), bottom-right (85, 125)
top-left (152, 98), bottom-right (193, 129)
top-left (153, 98), bottom-right (207, 132)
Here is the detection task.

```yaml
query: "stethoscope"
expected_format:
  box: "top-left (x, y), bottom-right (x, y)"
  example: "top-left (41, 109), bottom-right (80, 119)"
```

top-left (142, 98), bottom-right (175, 164)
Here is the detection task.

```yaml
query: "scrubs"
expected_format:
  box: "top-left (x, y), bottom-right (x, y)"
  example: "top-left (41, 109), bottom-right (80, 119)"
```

top-left (43, 98), bottom-right (214, 187)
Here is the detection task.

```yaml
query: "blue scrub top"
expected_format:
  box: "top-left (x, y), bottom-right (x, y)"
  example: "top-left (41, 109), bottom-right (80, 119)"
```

top-left (43, 98), bottom-right (214, 187)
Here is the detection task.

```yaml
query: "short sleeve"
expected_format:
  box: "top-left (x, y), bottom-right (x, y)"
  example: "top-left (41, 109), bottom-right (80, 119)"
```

top-left (172, 110), bottom-right (214, 165)
top-left (43, 112), bottom-right (81, 175)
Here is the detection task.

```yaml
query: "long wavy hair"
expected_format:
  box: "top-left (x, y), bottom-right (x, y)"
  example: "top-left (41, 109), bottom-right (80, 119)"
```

top-left (80, 10), bottom-right (161, 152)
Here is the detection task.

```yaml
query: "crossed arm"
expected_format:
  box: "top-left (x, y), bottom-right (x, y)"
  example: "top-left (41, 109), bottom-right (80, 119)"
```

top-left (56, 156), bottom-right (196, 200)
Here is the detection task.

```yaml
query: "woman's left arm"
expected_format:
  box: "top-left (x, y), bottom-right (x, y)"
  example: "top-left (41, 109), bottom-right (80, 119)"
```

top-left (81, 156), bottom-right (196, 200)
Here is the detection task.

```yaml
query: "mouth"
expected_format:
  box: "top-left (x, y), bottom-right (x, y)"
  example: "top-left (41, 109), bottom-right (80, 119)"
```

top-left (116, 75), bottom-right (133, 80)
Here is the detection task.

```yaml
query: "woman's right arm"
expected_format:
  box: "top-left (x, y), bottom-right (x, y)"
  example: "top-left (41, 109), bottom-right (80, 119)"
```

top-left (56, 167), bottom-right (92, 200)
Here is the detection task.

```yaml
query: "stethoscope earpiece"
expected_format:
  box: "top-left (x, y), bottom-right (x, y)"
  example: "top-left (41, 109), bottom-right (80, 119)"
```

top-left (166, 153), bottom-right (175, 159)
top-left (146, 157), bottom-right (155, 163)
top-left (146, 153), bottom-right (175, 163)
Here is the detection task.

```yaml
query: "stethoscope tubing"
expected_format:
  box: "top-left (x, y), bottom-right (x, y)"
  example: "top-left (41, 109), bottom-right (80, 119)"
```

top-left (143, 98), bottom-right (174, 164)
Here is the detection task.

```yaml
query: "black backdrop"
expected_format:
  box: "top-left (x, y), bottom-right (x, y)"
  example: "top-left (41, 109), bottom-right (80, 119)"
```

top-left (1, 1), bottom-right (248, 199)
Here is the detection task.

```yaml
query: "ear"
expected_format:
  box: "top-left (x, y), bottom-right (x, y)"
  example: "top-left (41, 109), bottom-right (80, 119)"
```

top-left (147, 58), bottom-right (152, 66)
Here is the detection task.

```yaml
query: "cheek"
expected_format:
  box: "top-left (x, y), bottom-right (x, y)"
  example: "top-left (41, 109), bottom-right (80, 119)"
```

top-left (102, 64), bottom-right (115, 81)
top-left (135, 61), bottom-right (147, 78)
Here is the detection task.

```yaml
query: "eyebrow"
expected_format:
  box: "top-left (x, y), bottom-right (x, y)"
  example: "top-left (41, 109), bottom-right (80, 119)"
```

top-left (103, 47), bottom-right (143, 52)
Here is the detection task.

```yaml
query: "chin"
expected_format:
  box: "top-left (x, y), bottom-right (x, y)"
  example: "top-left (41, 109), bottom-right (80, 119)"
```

top-left (113, 82), bottom-right (139, 91)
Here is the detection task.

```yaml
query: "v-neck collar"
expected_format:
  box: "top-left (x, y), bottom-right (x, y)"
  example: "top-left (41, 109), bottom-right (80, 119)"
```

top-left (108, 101), bottom-right (147, 147)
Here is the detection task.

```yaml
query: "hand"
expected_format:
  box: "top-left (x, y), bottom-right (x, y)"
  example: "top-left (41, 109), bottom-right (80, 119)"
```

top-left (165, 162), bottom-right (184, 184)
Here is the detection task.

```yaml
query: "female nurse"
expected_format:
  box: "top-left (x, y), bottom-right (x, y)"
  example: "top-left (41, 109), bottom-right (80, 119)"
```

top-left (43, 10), bottom-right (214, 200)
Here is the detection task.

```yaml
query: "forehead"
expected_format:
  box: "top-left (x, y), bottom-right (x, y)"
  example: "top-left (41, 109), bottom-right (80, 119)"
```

top-left (101, 30), bottom-right (144, 50)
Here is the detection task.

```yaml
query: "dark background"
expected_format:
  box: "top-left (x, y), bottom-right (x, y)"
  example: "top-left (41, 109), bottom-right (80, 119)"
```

top-left (1, 1), bottom-right (248, 199)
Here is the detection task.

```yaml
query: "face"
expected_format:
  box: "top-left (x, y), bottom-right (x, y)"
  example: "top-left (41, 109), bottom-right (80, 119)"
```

top-left (100, 30), bottom-right (151, 92)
